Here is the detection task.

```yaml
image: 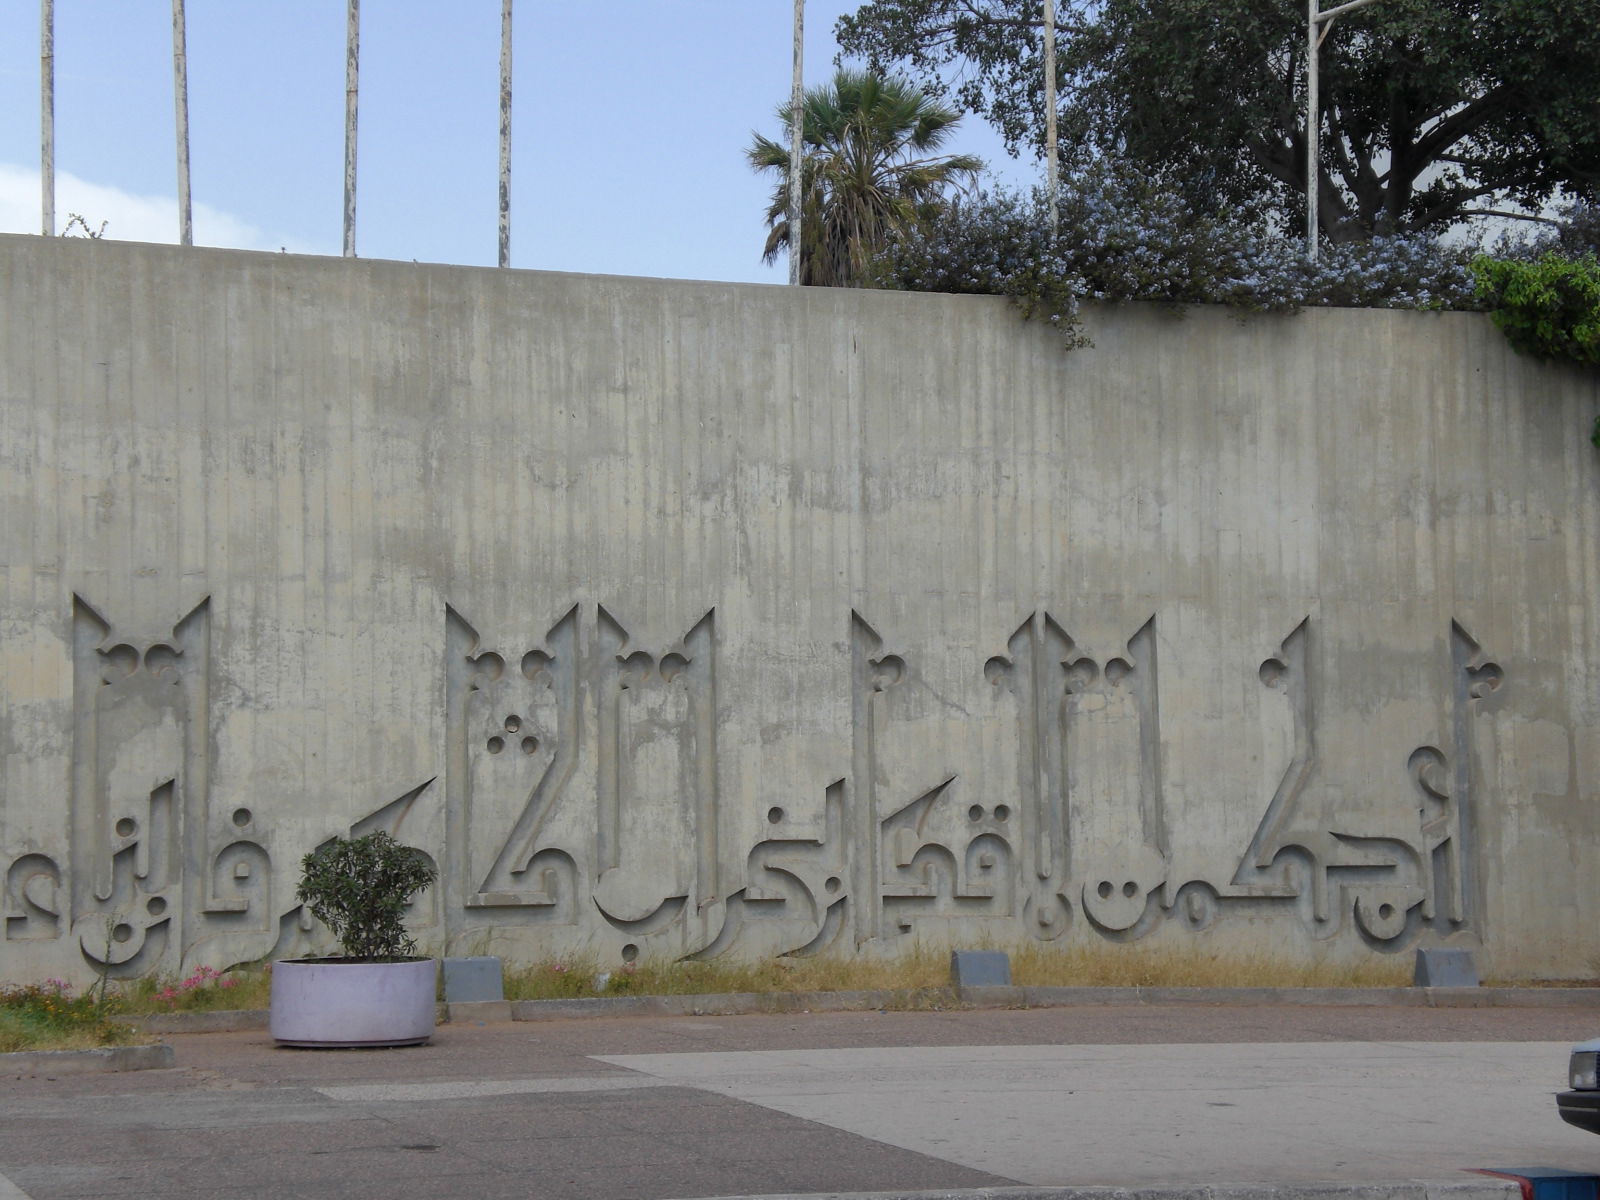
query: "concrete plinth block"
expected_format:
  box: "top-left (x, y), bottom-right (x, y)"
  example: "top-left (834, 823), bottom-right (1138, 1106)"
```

top-left (1415, 947), bottom-right (1480, 988)
top-left (951, 949), bottom-right (1011, 988)
top-left (442, 956), bottom-right (505, 1003)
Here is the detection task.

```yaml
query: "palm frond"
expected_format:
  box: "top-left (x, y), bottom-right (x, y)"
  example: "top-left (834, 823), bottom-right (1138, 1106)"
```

top-left (745, 67), bottom-right (986, 287)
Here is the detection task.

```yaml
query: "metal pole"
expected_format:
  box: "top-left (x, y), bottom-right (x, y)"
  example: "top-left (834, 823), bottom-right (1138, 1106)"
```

top-left (498, 0), bottom-right (512, 268)
top-left (41, 0), bottom-right (54, 236)
top-left (1306, 0), bottom-right (1318, 260)
top-left (1044, 0), bottom-right (1058, 237)
top-left (173, 0), bottom-right (193, 246)
top-left (788, 0), bottom-right (804, 286)
top-left (343, 0), bottom-right (359, 258)
top-left (1306, 0), bottom-right (1386, 259)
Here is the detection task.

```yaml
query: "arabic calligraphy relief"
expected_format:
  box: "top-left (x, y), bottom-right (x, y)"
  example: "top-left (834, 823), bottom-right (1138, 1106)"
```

top-left (443, 604), bottom-right (723, 959)
top-left (1217, 616), bottom-right (1503, 947)
top-left (445, 604), bottom-right (581, 918)
top-left (1, 598), bottom-right (1510, 978)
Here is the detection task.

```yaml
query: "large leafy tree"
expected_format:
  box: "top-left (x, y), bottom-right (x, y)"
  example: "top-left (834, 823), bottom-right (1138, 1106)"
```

top-left (748, 67), bottom-right (983, 285)
top-left (836, 0), bottom-right (1600, 240)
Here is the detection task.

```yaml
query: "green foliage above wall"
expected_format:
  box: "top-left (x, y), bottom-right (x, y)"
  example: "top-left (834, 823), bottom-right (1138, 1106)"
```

top-left (1473, 254), bottom-right (1600, 367)
top-left (1472, 254), bottom-right (1600, 445)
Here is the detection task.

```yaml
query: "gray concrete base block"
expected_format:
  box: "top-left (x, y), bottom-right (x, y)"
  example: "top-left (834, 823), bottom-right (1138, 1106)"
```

top-left (445, 999), bottom-right (512, 1023)
top-left (1415, 948), bottom-right (1480, 987)
top-left (442, 955), bottom-right (504, 1003)
top-left (1, 1042), bottom-right (175, 1075)
top-left (951, 949), bottom-right (1011, 987)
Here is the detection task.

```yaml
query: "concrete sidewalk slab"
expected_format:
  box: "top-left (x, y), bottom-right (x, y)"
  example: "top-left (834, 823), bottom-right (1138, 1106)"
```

top-left (4, 1005), bottom-right (1599, 1200)
top-left (679, 1185), bottom-right (1524, 1200)
top-left (597, 1041), bottom-right (1589, 1187)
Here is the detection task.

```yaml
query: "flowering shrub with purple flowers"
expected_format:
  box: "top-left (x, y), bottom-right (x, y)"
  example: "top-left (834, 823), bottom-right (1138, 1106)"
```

top-left (870, 168), bottom-right (1484, 347)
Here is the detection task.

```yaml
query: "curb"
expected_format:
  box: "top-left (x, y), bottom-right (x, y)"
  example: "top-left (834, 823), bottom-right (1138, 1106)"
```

top-left (108, 985), bottom-right (1600, 1036)
top-left (509, 987), bottom-right (961, 1021)
top-left (1, 1042), bottom-right (175, 1076)
top-left (507, 984), bottom-right (1600, 1021)
top-left (674, 1181), bottom-right (1524, 1200)
top-left (138, 1009), bottom-right (270, 1034)
top-left (445, 1000), bottom-right (513, 1024)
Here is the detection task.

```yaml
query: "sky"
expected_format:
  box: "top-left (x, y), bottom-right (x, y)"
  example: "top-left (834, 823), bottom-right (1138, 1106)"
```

top-left (0, 1), bottom-right (1037, 284)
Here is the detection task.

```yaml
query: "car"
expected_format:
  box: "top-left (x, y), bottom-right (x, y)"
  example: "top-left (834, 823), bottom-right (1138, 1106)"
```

top-left (1559, 1038), bottom-right (1600, 1134)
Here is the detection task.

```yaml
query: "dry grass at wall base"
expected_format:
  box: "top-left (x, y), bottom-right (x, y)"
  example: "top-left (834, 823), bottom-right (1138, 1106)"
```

top-left (0, 980), bottom-right (145, 1054)
top-left (13, 942), bottom-right (1582, 1053)
top-left (1, 967), bottom-right (274, 1053)
top-left (501, 943), bottom-right (1414, 1002)
top-left (119, 965), bottom-right (272, 1015)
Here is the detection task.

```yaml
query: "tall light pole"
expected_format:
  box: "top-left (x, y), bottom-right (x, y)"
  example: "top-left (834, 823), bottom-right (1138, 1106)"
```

top-left (1306, 0), bottom-right (1385, 260)
top-left (789, 0), bottom-right (804, 285)
top-left (498, 0), bottom-right (512, 268)
top-left (343, 0), bottom-right (359, 258)
top-left (40, 0), bottom-right (53, 236)
top-left (173, 0), bottom-right (193, 246)
top-left (1043, 0), bottom-right (1058, 237)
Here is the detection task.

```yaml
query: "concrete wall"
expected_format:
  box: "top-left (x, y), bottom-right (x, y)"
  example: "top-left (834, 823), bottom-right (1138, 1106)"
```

top-left (2, 233), bottom-right (1597, 983)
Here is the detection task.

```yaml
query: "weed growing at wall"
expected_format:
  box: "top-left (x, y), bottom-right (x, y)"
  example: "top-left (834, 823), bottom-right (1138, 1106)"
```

top-left (0, 979), bottom-right (138, 1052)
top-left (501, 945), bottom-right (1409, 1002)
top-left (122, 965), bottom-right (267, 1013)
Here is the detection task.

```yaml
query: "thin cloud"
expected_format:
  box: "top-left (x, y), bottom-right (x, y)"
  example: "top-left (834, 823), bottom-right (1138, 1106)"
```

top-left (0, 162), bottom-right (328, 254)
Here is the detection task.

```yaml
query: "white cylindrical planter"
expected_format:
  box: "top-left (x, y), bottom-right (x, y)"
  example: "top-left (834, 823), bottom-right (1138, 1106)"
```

top-left (270, 958), bottom-right (437, 1048)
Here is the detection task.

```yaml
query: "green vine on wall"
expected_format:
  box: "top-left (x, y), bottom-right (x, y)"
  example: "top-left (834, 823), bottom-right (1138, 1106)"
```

top-left (1472, 254), bottom-right (1600, 446)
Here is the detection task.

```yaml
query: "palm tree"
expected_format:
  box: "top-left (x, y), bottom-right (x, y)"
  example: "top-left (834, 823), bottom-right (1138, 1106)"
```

top-left (748, 69), bottom-right (983, 287)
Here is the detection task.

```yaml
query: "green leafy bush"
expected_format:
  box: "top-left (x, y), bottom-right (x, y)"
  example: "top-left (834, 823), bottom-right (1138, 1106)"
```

top-left (1472, 253), bottom-right (1600, 445)
top-left (295, 832), bottom-right (438, 960)
top-left (1472, 253), bottom-right (1600, 367)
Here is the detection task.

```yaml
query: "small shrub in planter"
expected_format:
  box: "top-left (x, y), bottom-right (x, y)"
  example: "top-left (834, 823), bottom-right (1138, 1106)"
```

top-left (296, 831), bottom-right (438, 960)
top-left (270, 831), bottom-right (440, 1048)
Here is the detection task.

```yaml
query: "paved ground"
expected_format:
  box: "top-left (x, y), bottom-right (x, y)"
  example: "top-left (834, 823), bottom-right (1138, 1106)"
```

top-left (2, 1003), bottom-right (1599, 1200)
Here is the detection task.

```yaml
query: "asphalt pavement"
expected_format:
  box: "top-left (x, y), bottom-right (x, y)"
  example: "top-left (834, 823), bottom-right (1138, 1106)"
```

top-left (2, 1001), bottom-right (1599, 1200)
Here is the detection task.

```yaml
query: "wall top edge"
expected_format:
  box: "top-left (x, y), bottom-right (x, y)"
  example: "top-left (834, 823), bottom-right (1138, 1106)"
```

top-left (0, 230), bottom-right (1508, 329)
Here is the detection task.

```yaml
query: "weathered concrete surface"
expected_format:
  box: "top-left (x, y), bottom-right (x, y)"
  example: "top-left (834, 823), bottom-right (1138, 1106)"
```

top-left (1, 233), bottom-right (1598, 984)
top-left (2, 1005), bottom-right (1597, 1200)
top-left (121, 985), bottom-right (1600, 1036)
top-left (684, 1187), bottom-right (1521, 1200)
top-left (597, 1040), bottom-right (1585, 1187)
